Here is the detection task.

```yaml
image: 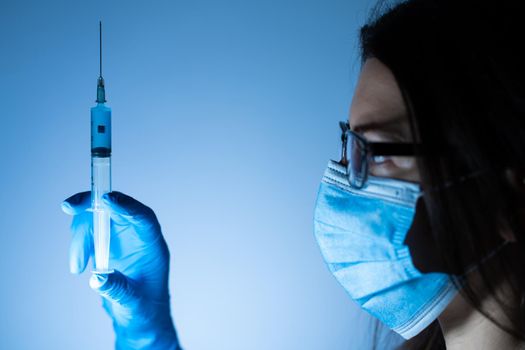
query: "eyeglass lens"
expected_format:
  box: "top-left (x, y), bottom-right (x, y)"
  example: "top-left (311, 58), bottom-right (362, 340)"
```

top-left (348, 133), bottom-right (367, 188)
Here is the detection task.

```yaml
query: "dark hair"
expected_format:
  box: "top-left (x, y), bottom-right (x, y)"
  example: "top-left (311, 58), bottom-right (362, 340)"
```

top-left (359, 0), bottom-right (525, 348)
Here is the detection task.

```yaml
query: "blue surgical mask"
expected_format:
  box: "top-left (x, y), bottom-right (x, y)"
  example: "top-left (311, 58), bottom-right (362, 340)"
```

top-left (313, 160), bottom-right (457, 339)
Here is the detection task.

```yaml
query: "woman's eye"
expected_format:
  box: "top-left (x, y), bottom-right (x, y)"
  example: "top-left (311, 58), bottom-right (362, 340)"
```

top-left (369, 156), bottom-right (397, 177)
top-left (371, 155), bottom-right (390, 164)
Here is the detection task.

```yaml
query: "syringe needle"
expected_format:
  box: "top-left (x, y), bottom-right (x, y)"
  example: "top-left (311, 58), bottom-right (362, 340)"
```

top-left (99, 21), bottom-right (102, 78)
top-left (96, 21), bottom-right (106, 103)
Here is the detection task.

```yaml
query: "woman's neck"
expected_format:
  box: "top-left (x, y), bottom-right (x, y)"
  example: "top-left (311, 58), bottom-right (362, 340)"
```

top-left (438, 292), bottom-right (524, 350)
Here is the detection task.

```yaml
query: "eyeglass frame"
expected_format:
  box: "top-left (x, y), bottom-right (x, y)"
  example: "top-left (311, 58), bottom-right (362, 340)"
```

top-left (338, 121), bottom-right (429, 189)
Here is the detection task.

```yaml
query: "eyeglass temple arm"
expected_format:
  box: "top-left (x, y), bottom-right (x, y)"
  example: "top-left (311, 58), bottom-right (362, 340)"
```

top-left (369, 142), bottom-right (428, 156)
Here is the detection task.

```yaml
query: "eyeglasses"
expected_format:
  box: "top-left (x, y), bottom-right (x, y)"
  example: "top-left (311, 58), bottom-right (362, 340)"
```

top-left (339, 121), bottom-right (427, 189)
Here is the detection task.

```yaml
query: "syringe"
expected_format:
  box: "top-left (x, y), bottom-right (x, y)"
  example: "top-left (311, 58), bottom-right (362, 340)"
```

top-left (91, 21), bottom-right (113, 273)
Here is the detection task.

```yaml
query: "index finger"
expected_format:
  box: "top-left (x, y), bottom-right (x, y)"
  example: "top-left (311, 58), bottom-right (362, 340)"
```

top-left (102, 191), bottom-right (161, 242)
top-left (62, 191), bottom-right (91, 215)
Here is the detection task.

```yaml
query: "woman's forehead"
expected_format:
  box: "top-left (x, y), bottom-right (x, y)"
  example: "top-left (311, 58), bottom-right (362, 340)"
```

top-left (349, 58), bottom-right (408, 133)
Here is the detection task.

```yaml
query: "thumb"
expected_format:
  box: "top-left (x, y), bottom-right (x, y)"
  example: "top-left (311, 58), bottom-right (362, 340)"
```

top-left (89, 270), bottom-right (138, 305)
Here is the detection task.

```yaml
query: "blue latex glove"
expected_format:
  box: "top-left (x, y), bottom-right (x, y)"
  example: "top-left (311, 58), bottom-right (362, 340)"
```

top-left (62, 191), bottom-right (181, 350)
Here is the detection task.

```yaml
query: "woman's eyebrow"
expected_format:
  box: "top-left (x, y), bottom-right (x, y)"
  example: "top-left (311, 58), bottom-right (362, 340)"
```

top-left (351, 116), bottom-right (407, 135)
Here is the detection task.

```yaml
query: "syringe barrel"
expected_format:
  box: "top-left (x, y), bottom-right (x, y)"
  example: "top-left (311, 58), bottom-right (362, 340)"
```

top-left (91, 103), bottom-right (112, 273)
top-left (91, 103), bottom-right (111, 157)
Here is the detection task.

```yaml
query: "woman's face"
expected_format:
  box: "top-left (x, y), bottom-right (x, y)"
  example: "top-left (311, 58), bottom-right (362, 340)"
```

top-left (349, 58), bottom-right (420, 183)
top-left (351, 59), bottom-right (519, 262)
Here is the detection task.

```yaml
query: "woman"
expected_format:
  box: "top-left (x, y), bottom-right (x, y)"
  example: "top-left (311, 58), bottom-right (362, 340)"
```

top-left (62, 0), bottom-right (525, 348)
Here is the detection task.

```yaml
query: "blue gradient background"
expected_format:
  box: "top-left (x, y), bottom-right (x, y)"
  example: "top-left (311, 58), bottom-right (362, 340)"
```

top-left (0, 0), bottom-right (402, 349)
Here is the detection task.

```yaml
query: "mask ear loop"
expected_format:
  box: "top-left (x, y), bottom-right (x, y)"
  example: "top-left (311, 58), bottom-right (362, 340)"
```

top-left (458, 240), bottom-right (512, 282)
top-left (424, 168), bottom-right (490, 193)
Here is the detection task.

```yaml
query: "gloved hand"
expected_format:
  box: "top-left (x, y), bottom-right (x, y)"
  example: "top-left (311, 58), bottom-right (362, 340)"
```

top-left (62, 191), bottom-right (181, 350)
